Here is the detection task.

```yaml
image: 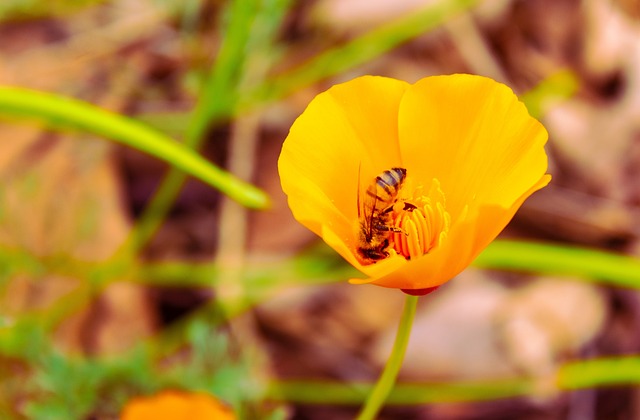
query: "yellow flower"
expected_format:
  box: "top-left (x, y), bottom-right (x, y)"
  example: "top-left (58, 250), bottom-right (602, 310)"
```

top-left (278, 74), bottom-right (550, 295)
top-left (120, 390), bottom-right (235, 420)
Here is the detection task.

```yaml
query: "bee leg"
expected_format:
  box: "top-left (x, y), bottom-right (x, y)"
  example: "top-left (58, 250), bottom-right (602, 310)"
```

top-left (375, 224), bottom-right (407, 236)
top-left (383, 200), bottom-right (417, 214)
top-left (381, 203), bottom-right (396, 214)
top-left (374, 223), bottom-right (400, 232)
top-left (403, 202), bottom-right (418, 211)
top-left (361, 242), bottom-right (389, 261)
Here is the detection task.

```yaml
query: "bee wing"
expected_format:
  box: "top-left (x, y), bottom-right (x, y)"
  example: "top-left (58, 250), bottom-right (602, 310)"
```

top-left (357, 164), bottom-right (375, 223)
top-left (357, 163), bottom-right (362, 219)
top-left (357, 163), bottom-right (383, 241)
top-left (367, 192), bottom-right (378, 234)
top-left (360, 182), bottom-right (382, 241)
top-left (357, 163), bottom-right (377, 215)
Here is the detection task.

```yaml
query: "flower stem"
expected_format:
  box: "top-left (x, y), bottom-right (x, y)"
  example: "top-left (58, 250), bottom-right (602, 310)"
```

top-left (356, 294), bottom-right (419, 420)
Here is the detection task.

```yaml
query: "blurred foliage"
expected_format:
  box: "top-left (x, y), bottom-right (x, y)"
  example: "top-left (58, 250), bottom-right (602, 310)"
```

top-left (11, 318), bottom-right (279, 419)
top-left (0, 86), bottom-right (269, 209)
top-left (0, 0), bottom-right (104, 20)
top-left (121, 0), bottom-right (292, 256)
top-left (266, 355), bottom-right (640, 406)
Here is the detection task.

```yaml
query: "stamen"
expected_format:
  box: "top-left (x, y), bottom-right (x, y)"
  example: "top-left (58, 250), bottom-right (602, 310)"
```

top-left (391, 178), bottom-right (450, 260)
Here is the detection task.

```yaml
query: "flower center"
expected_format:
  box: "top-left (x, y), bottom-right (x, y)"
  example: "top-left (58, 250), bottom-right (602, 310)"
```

top-left (391, 178), bottom-right (450, 260)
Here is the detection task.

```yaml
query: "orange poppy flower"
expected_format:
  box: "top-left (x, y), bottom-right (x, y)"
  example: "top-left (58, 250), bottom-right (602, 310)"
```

top-left (120, 390), bottom-right (235, 420)
top-left (278, 74), bottom-right (550, 295)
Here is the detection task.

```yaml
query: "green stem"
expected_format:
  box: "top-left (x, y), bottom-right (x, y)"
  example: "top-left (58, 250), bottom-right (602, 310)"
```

top-left (474, 240), bottom-right (640, 288)
top-left (0, 86), bottom-right (269, 210)
top-left (121, 0), bottom-right (261, 254)
top-left (356, 294), bottom-right (419, 420)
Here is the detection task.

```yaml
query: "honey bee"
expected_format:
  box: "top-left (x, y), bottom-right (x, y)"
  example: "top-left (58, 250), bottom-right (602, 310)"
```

top-left (356, 167), bottom-right (409, 263)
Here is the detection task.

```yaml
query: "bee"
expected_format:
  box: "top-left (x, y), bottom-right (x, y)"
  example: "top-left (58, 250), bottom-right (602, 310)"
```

top-left (356, 167), bottom-right (409, 263)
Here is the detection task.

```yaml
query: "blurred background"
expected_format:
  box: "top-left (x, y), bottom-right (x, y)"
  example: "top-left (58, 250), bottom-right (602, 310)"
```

top-left (1, 0), bottom-right (640, 418)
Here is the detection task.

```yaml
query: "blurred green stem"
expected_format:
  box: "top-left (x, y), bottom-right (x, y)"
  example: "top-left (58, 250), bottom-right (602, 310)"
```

top-left (356, 294), bottom-right (418, 420)
top-left (266, 356), bottom-right (640, 406)
top-left (0, 87), bottom-right (268, 211)
top-left (558, 355), bottom-right (640, 389)
top-left (118, 0), bottom-right (262, 257)
top-left (251, 0), bottom-right (478, 104)
top-left (520, 69), bottom-right (579, 118)
top-left (474, 240), bottom-right (640, 288)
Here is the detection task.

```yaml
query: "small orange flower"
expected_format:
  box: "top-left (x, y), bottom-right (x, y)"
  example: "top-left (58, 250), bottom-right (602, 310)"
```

top-left (120, 390), bottom-right (235, 420)
top-left (279, 74), bottom-right (550, 294)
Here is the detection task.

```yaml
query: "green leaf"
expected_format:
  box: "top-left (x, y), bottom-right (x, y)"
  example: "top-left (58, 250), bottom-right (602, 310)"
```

top-left (475, 240), bottom-right (640, 288)
top-left (251, 0), bottom-right (478, 104)
top-left (520, 69), bottom-right (580, 119)
top-left (0, 86), bottom-right (269, 209)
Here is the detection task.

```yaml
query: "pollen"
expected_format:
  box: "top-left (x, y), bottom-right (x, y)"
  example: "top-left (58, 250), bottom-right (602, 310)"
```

top-left (391, 178), bottom-right (451, 260)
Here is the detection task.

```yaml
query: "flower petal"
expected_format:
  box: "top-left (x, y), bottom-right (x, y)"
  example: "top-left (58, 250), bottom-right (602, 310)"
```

top-left (281, 73), bottom-right (551, 292)
top-left (398, 74), bottom-right (549, 220)
top-left (121, 391), bottom-right (235, 420)
top-left (279, 76), bottom-right (409, 260)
